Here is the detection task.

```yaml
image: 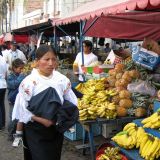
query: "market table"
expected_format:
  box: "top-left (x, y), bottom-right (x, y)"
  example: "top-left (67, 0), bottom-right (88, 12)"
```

top-left (77, 116), bottom-right (139, 160)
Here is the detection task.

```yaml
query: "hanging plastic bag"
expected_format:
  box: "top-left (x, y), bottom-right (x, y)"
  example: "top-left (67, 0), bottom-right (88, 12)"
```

top-left (127, 80), bottom-right (156, 96)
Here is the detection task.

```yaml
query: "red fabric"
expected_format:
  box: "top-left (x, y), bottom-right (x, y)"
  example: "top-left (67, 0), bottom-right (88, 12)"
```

top-left (52, 0), bottom-right (160, 25)
top-left (84, 12), bottom-right (160, 40)
top-left (0, 34), bottom-right (4, 44)
top-left (14, 35), bottom-right (29, 43)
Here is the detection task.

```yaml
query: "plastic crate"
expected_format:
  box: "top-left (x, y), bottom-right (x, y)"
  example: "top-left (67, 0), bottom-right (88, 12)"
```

top-left (82, 66), bottom-right (93, 74)
top-left (64, 123), bottom-right (101, 141)
top-left (71, 82), bottom-right (79, 88)
top-left (153, 100), bottom-right (160, 112)
top-left (102, 124), bottom-right (122, 139)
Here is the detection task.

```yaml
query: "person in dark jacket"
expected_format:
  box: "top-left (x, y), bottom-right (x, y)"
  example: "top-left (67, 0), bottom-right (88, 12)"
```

top-left (7, 58), bottom-right (26, 141)
top-left (12, 44), bottom-right (78, 160)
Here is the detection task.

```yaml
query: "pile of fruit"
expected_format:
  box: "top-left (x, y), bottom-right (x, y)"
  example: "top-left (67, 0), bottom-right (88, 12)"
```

top-left (97, 147), bottom-right (122, 160)
top-left (76, 79), bottom-right (118, 121)
top-left (23, 61), bottom-right (37, 75)
top-left (112, 122), bottom-right (160, 160)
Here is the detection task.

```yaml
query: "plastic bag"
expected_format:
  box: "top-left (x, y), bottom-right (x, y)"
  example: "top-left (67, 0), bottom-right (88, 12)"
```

top-left (127, 80), bottom-right (156, 96)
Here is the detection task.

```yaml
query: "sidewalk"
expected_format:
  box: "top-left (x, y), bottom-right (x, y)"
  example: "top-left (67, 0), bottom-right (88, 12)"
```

top-left (0, 128), bottom-right (91, 160)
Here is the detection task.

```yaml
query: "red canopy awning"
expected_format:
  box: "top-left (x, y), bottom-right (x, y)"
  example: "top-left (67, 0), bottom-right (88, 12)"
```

top-left (14, 35), bottom-right (29, 43)
top-left (52, 0), bottom-right (160, 25)
top-left (84, 12), bottom-right (160, 40)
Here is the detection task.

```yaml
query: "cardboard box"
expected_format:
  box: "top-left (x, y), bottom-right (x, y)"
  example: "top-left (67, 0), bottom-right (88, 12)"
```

top-left (132, 46), bottom-right (160, 70)
top-left (102, 124), bottom-right (122, 139)
top-left (106, 50), bottom-right (123, 65)
top-left (64, 123), bottom-right (102, 141)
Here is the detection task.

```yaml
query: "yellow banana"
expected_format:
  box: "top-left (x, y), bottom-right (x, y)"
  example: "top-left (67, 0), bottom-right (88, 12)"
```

top-left (142, 112), bottom-right (158, 124)
top-left (88, 110), bottom-right (94, 115)
top-left (123, 123), bottom-right (136, 131)
top-left (147, 137), bottom-right (159, 158)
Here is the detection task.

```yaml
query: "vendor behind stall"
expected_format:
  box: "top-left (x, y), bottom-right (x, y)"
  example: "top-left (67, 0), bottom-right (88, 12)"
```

top-left (73, 40), bottom-right (98, 82)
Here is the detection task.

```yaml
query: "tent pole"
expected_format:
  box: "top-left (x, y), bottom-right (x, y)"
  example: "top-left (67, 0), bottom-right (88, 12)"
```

top-left (54, 26), bottom-right (57, 51)
top-left (80, 20), bottom-right (86, 81)
top-left (56, 25), bottom-right (72, 39)
top-left (82, 17), bottom-right (99, 36)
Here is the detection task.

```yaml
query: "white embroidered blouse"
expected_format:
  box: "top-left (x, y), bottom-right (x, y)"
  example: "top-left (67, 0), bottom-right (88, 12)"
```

top-left (12, 68), bottom-right (78, 123)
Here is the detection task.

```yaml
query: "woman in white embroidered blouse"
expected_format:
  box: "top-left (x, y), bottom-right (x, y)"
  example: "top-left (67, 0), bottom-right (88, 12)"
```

top-left (12, 44), bottom-right (77, 160)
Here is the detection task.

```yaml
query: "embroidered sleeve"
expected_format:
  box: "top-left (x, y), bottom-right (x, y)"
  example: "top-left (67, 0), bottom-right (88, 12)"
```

top-left (63, 77), bottom-right (77, 106)
top-left (19, 77), bottom-right (36, 101)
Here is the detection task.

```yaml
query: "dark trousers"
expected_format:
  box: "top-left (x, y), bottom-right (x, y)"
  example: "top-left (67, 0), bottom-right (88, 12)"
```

top-left (0, 88), bottom-right (6, 129)
top-left (23, 122), bottom-right (64, 160)
top-left (8, 103), bottom-right (17, 135)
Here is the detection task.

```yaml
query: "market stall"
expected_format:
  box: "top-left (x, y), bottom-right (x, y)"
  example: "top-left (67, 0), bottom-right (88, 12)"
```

top-left (51, 1), bottom-right (160, 160)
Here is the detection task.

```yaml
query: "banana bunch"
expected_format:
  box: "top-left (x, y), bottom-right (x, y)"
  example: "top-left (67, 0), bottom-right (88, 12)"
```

top-left (139, 134), bottom-right (160, 160)
top-left (75, 83), bottom-right (85, 93)
top-left (98, 147), bottom-right (122, 160)
top-left (117, 122), bottom-right (160, 159)
top-left (142, 110), bottom-right (160, 129)
top-left (79, 109), bottom-right (88, 121)
top-left (123, 123), bottom-right (147, 148)
top-left (123, 123), bottom-right (138, 136)
top-left (106, 89), bottom-right (118, 96)
top-left (112, 131), bottom-right (136, 149)
top-left (87, 105), bottom-right (98, 120)
top-left (75, 78), bottom-right (107, 94)
top-left (23, 62), bottom-right (33, 75)
top-left (97, 102), bottom-right (117, 119)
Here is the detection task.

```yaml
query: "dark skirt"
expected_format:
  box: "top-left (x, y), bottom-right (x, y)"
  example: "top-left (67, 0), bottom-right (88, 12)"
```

top-left (23, 122), bottom-right (64, 160)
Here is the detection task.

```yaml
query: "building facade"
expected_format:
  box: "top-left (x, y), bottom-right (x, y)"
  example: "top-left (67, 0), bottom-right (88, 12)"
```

top-left (7, 0), bottom-right (94, 31)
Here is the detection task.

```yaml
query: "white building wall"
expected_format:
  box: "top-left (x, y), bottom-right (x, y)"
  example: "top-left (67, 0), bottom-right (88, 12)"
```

top-left (11, 0), bottom-right (94, 29)
top-left (59, 0), bottom-right (94, 18)
top-left (11, 0), bottom-right (25, 30)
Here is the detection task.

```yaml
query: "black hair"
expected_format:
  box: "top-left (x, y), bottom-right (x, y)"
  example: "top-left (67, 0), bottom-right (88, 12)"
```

top-left (83, 40), bottom-right (93, 51)
top-left (36, 44), bottom-right (57, 60)
top-left (10, 41), bottom-right (17, 47)
top-left (12, 58), bottom-right (25, 68)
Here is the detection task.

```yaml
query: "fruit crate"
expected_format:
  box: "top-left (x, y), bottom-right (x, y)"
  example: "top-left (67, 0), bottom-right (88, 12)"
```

top-left (64, 123), bottom-right (102, 141)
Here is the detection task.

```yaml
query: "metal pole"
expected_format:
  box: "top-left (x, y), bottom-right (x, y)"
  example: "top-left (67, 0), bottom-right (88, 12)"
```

top-left (54, 26), bottom-right (57, 50)
top-left (82, 17), bottom-right (99, 36)
top-left (80, 20), bottom-right (86, 81)
top-left (56, 25), bottom-right (72, 39)
top-left (6, 17), bottom-right (7, 32)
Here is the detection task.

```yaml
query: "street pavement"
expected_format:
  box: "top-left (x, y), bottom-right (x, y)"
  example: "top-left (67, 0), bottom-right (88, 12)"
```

top-left (0, 95), bottom-right (92, 160)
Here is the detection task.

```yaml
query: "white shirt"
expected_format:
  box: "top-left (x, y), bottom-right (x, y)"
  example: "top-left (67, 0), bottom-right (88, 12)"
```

top-left (12, 68), bottom-right (77, 123)
top-left (4, 49), bottom-right (27, 67)
top-left (0, 55), bottom-right (7, 89)
top-left (2, 49), bottom-right (9, 57)
top-left (74, 52), bottom-right (98, 81)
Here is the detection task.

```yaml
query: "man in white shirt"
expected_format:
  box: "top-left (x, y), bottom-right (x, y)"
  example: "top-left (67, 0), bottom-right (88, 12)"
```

top-left (4, 42), bottom-right (27, 68)
top-left (0, 55), bottom-right (7, 130)
top-left (73, 40), bottom-right (98, 82)
top-left (1, 44), bottom-right (9, 58)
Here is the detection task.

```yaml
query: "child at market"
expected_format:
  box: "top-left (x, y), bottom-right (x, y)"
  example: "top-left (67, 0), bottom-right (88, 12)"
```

top-left (7, 58), bottom-right (26, 145)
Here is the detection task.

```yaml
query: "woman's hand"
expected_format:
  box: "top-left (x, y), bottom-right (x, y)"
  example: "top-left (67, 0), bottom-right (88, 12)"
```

top-left (41, 118), bottom-right (54, 127)
top-left (31, 116), bottom-right (54, 127)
